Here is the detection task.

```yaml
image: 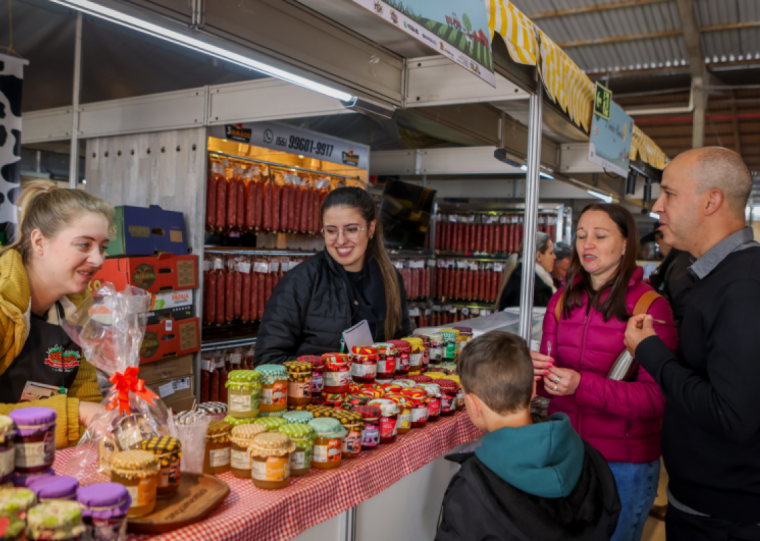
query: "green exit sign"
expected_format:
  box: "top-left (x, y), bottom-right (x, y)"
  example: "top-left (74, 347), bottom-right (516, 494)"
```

top-left (594, 82), bottom-right (612, 120)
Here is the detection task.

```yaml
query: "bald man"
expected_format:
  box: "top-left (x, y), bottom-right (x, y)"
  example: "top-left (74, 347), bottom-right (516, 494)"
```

top-left (625, 147), bottom-right (760, 540)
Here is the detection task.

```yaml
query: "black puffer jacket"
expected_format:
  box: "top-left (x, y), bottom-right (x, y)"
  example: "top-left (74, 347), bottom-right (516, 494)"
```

top-left (253, 250), bottom-right (411, 366)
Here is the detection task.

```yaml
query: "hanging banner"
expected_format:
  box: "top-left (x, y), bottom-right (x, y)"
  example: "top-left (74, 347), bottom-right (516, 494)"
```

top-left (351, 0), bottom-right (496, 87)
top-left (0, 54), bottom-right (27, 239)
top-left (209, 122), bottom-right (370, 171)
top-left (588, 83), bottom-right (634, 177)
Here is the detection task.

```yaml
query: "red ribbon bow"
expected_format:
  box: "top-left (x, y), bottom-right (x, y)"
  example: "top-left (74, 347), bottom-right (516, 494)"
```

top-left (106, 366), bottom-right (159, 415)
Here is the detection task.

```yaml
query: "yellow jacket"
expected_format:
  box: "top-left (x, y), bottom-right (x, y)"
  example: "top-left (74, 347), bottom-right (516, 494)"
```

top-left (0, 249), bottom-right (102, 448)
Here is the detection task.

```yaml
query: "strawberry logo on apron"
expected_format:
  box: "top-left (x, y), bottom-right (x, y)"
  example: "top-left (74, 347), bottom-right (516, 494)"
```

top-left (44, 345), bottom-right (81, 373)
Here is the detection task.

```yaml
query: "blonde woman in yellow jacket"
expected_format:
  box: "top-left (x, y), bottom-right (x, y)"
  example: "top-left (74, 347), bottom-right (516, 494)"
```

top-left (0, 180), bottom-right (112, 448)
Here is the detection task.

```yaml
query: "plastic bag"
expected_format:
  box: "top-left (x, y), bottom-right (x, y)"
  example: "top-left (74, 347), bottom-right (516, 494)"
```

top-left (60, 283), bottom-right (172, 483)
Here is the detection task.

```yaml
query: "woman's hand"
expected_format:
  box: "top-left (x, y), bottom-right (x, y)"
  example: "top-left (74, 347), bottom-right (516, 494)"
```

top-left (78, 401), bottom-right (101, 428)
top-left (544, 366), bottom-right (581, 396)
top-left (530, 351), bottom-right (554, 381)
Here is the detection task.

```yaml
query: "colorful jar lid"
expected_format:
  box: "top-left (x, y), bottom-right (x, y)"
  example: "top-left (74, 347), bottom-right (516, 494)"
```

top-left (12, 470), bottom-right (54, 488)
top-left (175, 410), bottom-right (208, 425)
top-left (0, 488), bottom-right (36, 514)
top-left (254, 365), bottom-right (287, 384)
top-left (439, 331), bottom-right (459, 342)
top-left (0, 415), bottom-right (15, 438)
top-left (348, 383), bottom-right (361, 394)
top-left (452, 326), bottom-right (472, 333)
top-left (283, 360), bottom-right (313, 373)
top-left (322, 392), bottom-right (348, 406)
top-left (321, 353), bottom-right (350, 364)
top-left (402, 388), bottom-right (429, 402)
top-left (27, 501), bottom-right (85, 539)
top-left (248, 432), bottom-right (297, 457)
top-left (307, 417), bottom-right (347, 439)
top-left (198, 402), bottom-right (228, 414)
top-left (0, 511), bottom-right (25, 539)
top-left (231, 423), bottom-right (267, 447)
top-left (282, 411), bottom-right (315, 424)
top-left (373, 342), bottom-right (396, 354)
top-left (423, 333), bottom-right (444, 344)
top-left (341, 394), bottom-right (373, 410)
top-left (311, 405), bottom-right (337, 418)
top-left (379, 383), bottom-right (403, 394)
top-left (258, 410), bottom-right (287, 418)
top-left (207, 420), bottom-right (232, 436)
top-left (277, 423), bottom-right (315, 441)
top-left (287, 403), bottom-right (314, 412)
top-left (386, 339), bottom-right (410, 351)
top-left (392, 379), bottom-right (417, 388)
top-left (253, 417), bottom-right (288, 430)
top-left (110, 450), bottom-right (160, 478)
top-left (368, 398), bottom-right (399, 416)
top-left (419, 383), bottom-right (442, 397)
top-left (384, 394), bottom-right (409, 409)
top-left (402, 336), bottom-right (423, 345)
top-left (423, 372), bottom-right (447, 379)
top-left (142, 436), bottom-right (182, 454)
top-left (298, 355), bottom-right (324, 369)
top-left (29, 476), bottom-right (79, 501)
top-left (8, 407), bottom-right (56, 436)
top-left (441, 374), bottom-right (461, 383)
top-left (406, 375), bottom-right (433, 384)
top-left (352, 405), bottom-right (382, 420)
top-left (329, 410), bottom-right (362, 426)
top-left (351, 346), bottom-right (377, 356)
top-left (224, 415), bottom-right (258, 427)
top-left (226, 370), bottom-right (262, 391)
top-left (77, 483), bottom-right (131, 520)
top-left (436, 379), bottom-right (461, 392)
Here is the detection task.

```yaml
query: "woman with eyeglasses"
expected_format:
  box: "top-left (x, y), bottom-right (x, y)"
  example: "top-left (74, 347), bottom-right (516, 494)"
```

top-left (253, 186), bottom-right (411, 366)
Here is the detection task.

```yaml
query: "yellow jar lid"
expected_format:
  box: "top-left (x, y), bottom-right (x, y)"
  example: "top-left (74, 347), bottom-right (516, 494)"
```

top-left (207, 420), bottom-right (232, 436)
top-left (247, 432), bottom-right (297, 457)
top-left (110, 450), bottom-right (159, 477)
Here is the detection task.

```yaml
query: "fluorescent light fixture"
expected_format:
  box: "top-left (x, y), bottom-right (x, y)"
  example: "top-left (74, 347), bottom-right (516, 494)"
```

top-left (539, 172), bottom-right (554, 180)
top-left (49, 0), bottom-right (355, 102)
top-left (587, 190), bottom-right (613, 203)
top-left (520, 165), bottom-right (528, 171)
top-left (649, 212), bottom-right (660, 220)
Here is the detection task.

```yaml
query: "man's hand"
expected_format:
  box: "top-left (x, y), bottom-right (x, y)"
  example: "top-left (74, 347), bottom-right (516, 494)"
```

top-left (544, 366), bottom-right (581, 396)
top-left (625, 314), bottom-right (657, 356)
top-left (530, 351), bottom-right (554, 381)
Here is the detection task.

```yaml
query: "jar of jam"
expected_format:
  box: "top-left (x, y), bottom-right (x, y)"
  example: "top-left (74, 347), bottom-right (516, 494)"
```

top-left (282, 411), bottom-right (315, 425)
top-left (322, 354), bottom-right (351, 394)
top-left (424, 334), bottom-right (444, 364)
top-left (203, 420), bottom-right (232, 475)
top-left (373, 343), bottom-right (397, 382)
top-left (27, 501), bottom-right (85, 540)
top-left (0, 415), bottom-right (16, 485)
top-left (352, 406), bottom-right (381, 450)
top-left (379, 383), bottom-right (403, 395)
top-left (255, 365), bottom-right (288, 413)
top-left (29, 475), bottom-right (78, 502)
top-left (403, 389), bottom-right (429, 428)
top-left (385, 394), bottom-right (412, 434)
top-left (296, 355), bottom-right (324, 399)
top-left (392, 379), bottom-right (416, 389)
top-left (439, 330), bottom-right (460, 361)
top-left (248, 433), bottom-right (296, 490)
top-left (368, 399), bottom-right (399, 444)
top-left (456, 332), bottom-right (473, 354)
top-left (77, 482), bottom-right (131, 541)
top-left (197, 402), bottom-right (229, 421)
top-left (12, 470), bottom-right (54, 489)
top-left (436, 380), bottom-right (460, 417)
top-left (141, 436), bottom-right (182, 497)
top-left (277, 423), bottom-right (315, 477)
top-left (419, 335), bottom-right (431, 370)
top-left (350, 346), bottom-right (378, 384)
top-left (323, 393), bottom-right (348, 409)
top-left (307, 418), bottom-right (346, 470)
top-left (9, 408), bottom-right (55, 476)
top-left (329, 410), bottom-right (363, 459)
top-left (109, 450), bottom-right (159, 518)
top-left (0, 487), bottom-right (36, 519)
top-left (226, 370), bottom-right (262, 419)
top-left (230, 423), bottom-right (267, 478)
top-left (283, 360), bottom-right (313, 407)
top-left (253, 417), bottom-right (287, 432)
top-left (402, 337), bottom-right (424, 374)
top-left (455, 387), bottom-right (465, 410)
top-left (420, 383), bottom-right (442, 422)
top-left (341, 394), bottom-right (372, 411)
top-left (387, 340), bottom-right (410, 376)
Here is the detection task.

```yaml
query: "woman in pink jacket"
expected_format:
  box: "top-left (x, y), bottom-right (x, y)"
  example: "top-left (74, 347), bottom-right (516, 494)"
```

top-left (533, 203), bottom-right (678, 541)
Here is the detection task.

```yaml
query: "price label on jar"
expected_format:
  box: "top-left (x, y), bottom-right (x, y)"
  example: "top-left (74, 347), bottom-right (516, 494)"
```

top-left (409, 353), bottom-right (423, 367)
top-left (323, 370), bottom-right (351, 388)
top-left (379, 417), bottom-right (397, 438)
top-left (398, 411), bottom-right (412, 430)
top-left (231, 448), bottom-right (251, 471)
top-left (351, 362), bottom-right (377, 379)
top-left (377, 358), bottom-right (396, 374)
top-left (311, 373), bottom-right (324, 394)
top-left (209, 447), bottom-right (230, 468)
top-left (412, 406), bottom-right (429, 422)
top-left (252, 456), bottom-right (289, 482)
top-left (313, 440), bottom-right (341, 463)
top-left (14, 431), bottom-right (56, 469)
top-left (288, 381), bottom-right (311, 398)
top-left (229, 394), bottom-right (252, 412)
top-left (342, 430), bottom-right (362, 454)
top-left (261, 383), bottom-right (287, 405)
top-left (428, 398), bottom-right (442, 417)
top-left (290, 450), bottom-right (306, 471)
top-left (362, 424), bottom-right (380, 446)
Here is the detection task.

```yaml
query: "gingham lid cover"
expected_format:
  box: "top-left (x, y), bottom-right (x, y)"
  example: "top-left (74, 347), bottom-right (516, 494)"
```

top-left (227, 370), bottom-right (263, 383)
top-left (351, 405), bottom-right (382, 420)
top-left (254, 365), bottom-right (287, 384)
top-left (282, 411), bottom-right (315, 424)
top-left (254, 417), bottom-right (288, 430)
top-left (225, 415), bottom-right (259, 427)
top-left (277, 423), bottom-right (315, 440)
top-left (297, 355), bottom-right (324, 368)
top-left (307, 417), bottom-right (348, 439)
top-left (283, 361), bottom-right (312, 373)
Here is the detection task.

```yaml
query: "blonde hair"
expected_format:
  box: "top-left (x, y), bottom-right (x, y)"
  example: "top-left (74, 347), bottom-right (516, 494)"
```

top-left (1, 180), bottom-right (114, 263)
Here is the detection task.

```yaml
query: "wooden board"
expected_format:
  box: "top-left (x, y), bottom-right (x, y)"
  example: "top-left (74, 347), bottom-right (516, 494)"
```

top-left (127, 472), bottom-right (229, 535)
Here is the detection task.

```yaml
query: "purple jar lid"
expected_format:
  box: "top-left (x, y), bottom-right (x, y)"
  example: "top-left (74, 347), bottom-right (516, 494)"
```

top-left (12, 468), bottom-right (55, 488)
top-left (9, 407), bottom-right (57, 436)
top-left (452, 327), bottom-right (472, 333)
top-left (29, 475), bottom-right (79, 501)
top-left (77, 483), bottom-right (132, 519)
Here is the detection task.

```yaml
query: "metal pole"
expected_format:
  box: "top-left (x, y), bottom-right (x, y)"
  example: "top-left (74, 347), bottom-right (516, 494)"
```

top-left (69, 12), bottom-right (83, 189)
top-left (518, 82), bottom-right (543, 342)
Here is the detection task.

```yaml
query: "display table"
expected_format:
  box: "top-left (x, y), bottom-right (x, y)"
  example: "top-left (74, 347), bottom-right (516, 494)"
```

top-left (53, 411), bottom-right (481, 541)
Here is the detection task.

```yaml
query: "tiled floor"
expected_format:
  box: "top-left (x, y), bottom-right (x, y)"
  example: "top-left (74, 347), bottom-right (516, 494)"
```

top-left (641, 460), bottom-right (668, 541)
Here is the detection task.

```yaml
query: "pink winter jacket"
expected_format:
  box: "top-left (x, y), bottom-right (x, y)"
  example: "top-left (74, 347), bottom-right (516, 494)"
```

top-left (539, 267), bottom-right (678, 464)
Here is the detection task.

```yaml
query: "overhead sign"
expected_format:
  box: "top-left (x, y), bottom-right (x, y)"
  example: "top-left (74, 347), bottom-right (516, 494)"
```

top-left (594, 82), bottom-right (612, 120)
top-left (588, 88), bottom-right (634, 177)
top-left (351, 0), bottom-right (496, 87)
top-left (210, 122), bottom-right (370, 170)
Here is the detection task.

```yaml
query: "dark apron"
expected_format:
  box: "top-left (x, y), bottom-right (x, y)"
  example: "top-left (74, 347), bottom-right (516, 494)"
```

top-left (0, 302), bottom-right (82, 403)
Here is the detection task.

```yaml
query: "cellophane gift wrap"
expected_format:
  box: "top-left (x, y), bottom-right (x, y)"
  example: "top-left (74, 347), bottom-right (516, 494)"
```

top-left (60, 283), bottom-right (172, 482)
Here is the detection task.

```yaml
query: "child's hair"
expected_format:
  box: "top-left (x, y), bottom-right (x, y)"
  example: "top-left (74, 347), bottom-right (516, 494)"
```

top-left (457, 331), bottom-right (534, 414)
top-left (0, 180), bottom-right (114, 264)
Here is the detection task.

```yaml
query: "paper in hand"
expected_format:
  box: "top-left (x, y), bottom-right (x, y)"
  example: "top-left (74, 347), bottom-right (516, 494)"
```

top-left (342, 320), bottom-right (374, 351)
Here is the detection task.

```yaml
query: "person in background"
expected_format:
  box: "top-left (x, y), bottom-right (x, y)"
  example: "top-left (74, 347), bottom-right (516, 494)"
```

top-left (496, 231), bottom-right (556, 310)
top-left (646, 230), bottom-right (694, 330)
top-left (551, 241), bottom-right (572, 288)
top-left (531, 203), bottom-right (678, 541)
top-left (436, 331), bottom-right (621, 541)
top-left (0, 181), bottom-right (109, 448)
top-left (254, 187), bottom-right (411, 365)
top-left (625, 147), bottom-right (760, 541)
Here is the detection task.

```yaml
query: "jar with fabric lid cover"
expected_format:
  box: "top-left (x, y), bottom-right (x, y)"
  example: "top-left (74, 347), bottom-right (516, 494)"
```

top-left (387, 340), bottom-right (410, 376)
top-left (9, 408), bottom-right (56, 475)
top-left (0, 487), bottom-right (37, 519)
top-left (204, 421), bottom-right (232, 475)
top-left (226, 370), bottom-right (262, 419)
top-left (0, 415), bottom-right (16, 485)
top-left (29, 475), bottom-right (78, 502)
top-left (373, 343), bottom-right (397, 382)
top-left (77, 482), bottom-right (131, 541)
top-left (109, 450), bottom-right (159, 518)
top-left (329, 410), bottom-right (363, 459)
top-left (352, 406), bottom-right (381, 449)
top-left (26, 501), bottom-right (85, 540)
top-left (248, 432), bottom-right (296, 490)
top-left (283, 360), bottom-right (313, 407)
top-left (350, 346), bottom-right (378, 384)
top-left (385, 394), bottom-right (412, 434)
top-left (401, 337), bottom-right (424, 374)
top-left (437, 379), bottom-right (460, 417)
top-left (419, 383), bottom-right (443, 422)
top-left (277, 423), bottom-right (315, 477)
top-left (141, 436), bottom-right (182, 497)
top-left (282, 411), bottom-right (315, 425)
top-left (439, 330), bottom-right (460, 361)
top-left (368, 399), bottom-right (399, 444)
top-left (402, 389), bottom-right (429, 428)
top-left (230, 424), bottom-right (266, 479)
top-left (255, 365), bottom-right (288, 413)
top-left (308, 418), bottom-right (347, 470)
top-left (322, 354), bottom-right (351, 394)
top-left (424, 334), bottom-right (444, 364)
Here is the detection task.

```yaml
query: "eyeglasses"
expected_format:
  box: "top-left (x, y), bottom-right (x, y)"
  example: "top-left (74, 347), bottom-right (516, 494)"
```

top-left (321, 226), bottom-right (366, 243)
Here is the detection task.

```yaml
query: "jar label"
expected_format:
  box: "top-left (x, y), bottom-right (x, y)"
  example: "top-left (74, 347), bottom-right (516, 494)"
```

top-left (15, 431), bottom-right (55, 468)
top-left (412, 406), bottom-right (428, 422)
top-left (0, 448), bottom-right (14, 476)
top-left (324, 371), bottom-right (351, 388)
top-left (126, 476), bottom-right (157, 508)
top-left (89, 517), bottom-right (126, 541)
top-left (311, 373), bottom-right (324, 394)
top-left (160, 460), bottom-right (181, 488)
top-left (398, 412), bottom-right (413, 430)
top-left (230, 394), bottom-right (253, 412)
top-left (457, 341), bottom-right (468, 354)
top-left (261, 381), bottom-right (287, 405)
top-left (409, 352), bottom-right (422, 367)
top-left (342, 430), bottom-right (362, 454)
top-left (456, 389), bottom-right (465, 408)
top-left (377, 358), bottom-right (396, 374)
top-left (362, 424), bottom-right (380, 447)
top-left (441, 395), bottom-right (453, 413)
top-left (252, 456), bottom-right (289, 482)
top-left (288, 381), bottom-right (311, 399)
top-left (313, 439), bottom-right (341, 463)
top-left (351, 362), bottom-right (377, 379)
top-left (422, 350), bottom-right (430, 367)
top-left (398, 353), bottom-right (410, 371)
top-left (429, 346), bottom-right (442, 361)
top-left (445, 343), bottom-right (457, 359)
top-left (209, 447), bottom-right (230, 468)
top-left (428, 398), bottom-right (441, 417)
top-left (291, 447), bottom-right (312, 470)
top-left (231, 448), bottom-right (251, 471)
top-left (379, 417), bottom-right (397, 438)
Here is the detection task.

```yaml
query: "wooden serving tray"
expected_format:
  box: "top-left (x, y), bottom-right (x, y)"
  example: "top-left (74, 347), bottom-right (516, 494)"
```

top-left (127, 472), bottom-right (230, 535)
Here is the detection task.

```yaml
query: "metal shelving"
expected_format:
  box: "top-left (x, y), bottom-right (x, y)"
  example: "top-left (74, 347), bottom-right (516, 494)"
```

top-left (204, 247), bottom-right (319, 258)
top-left (209, 151), bottom-right (363, 182)
top-left (201, 336), bottom-right (257, 352)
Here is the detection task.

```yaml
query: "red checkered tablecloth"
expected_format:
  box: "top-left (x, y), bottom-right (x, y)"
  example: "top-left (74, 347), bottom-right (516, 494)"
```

top-left (53, 411), bottom-right (482, 541)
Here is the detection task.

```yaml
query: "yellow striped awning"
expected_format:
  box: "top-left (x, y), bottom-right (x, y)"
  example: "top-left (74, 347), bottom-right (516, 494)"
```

top-left (487, 0), bottom-right (537, 66)
top-left (631, 126), bottom-right (670, 170)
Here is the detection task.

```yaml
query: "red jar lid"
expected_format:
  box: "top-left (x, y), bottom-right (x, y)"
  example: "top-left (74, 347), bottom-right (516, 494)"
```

top-left (349, 383), bottom-right (361, 394)
top-left (379, 383), bottom-right (403, 394)
top-left (322, 353), bottom-right (350, 364)
top-left (351, 346), bottom-right (378, 356)
top-left (406, 375), bottom-right (433, 384)
top-left (342, 394), bottom-right (373, 410)
top-left (387, 339), bottom-right (411, 352)
top-left (436, 379), bottom-right (460, 392)
top-left (384, 393), bottom-right (408, 408)
top-left (299, 355), bottom-right (324, 369)
top-left (323, 393), bottom-right (348, 407)
top-left (352, 405), bottom-right (382, 420)
top-left (402, 388), bottom-right (429, 402)
top-left (358, 389), bottom-right (383, 399)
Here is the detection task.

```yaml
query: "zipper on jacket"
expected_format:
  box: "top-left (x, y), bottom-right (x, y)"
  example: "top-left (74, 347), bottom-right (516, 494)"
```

top-left (576, 309), bottom-right (591, 436)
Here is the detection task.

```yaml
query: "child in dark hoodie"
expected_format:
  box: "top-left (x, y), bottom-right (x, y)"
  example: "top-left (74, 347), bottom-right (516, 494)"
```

top-left (436, 331), bottom-right (622, 541)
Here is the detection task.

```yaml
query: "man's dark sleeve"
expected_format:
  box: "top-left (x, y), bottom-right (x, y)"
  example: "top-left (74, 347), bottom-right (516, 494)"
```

top-left (435, 473), bottom-right (478, 541)
top-left (636, 279), bottom-right (760, 442)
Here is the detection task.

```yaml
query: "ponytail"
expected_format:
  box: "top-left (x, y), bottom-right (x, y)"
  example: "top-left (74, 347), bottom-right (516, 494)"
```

top-left (493, 231), bottom-right (552, 310)
top-left (1, 180), bottom-right (114, 264)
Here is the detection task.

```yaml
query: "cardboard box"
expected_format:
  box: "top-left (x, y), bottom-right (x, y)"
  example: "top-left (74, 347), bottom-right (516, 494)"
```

top-left (147, 375), bottom-right (195, 406)
top-left (91, 253), bottom-right (198, 294)
top-left (145, 290), bottom-right (195, 325)
top-left (107, 205), bottom-right (188, 257)
top-left (139, 317), bottom-right (200, 364)
top-left (164, 396), bottom-right (197, 413)
top-left (138, 353), bottom-right (194, 384)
